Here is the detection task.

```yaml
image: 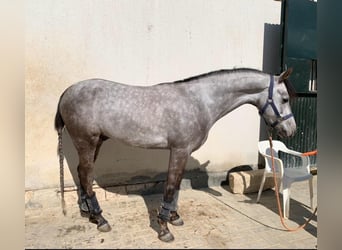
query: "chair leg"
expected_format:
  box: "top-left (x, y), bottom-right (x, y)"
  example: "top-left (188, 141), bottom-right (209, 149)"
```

top-left (256, 172), bottom-right (267, 203)
top-left (309, 177), bottom-right (314, 209)
top-left (282, 183), bottom-right (291, 219)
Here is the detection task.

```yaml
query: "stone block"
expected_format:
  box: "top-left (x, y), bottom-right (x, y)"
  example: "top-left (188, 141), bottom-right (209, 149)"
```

top-left (228, 169), bottom-right (276, 194)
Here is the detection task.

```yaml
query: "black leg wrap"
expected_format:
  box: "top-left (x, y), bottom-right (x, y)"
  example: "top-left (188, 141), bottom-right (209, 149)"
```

top-left (157, 205), bottom-right (184, 226)
top-left (84, 193), bottom-right (102, 215)
top-left (79, 188), bottom-right (102, 215)
top-left (157, 207), bottom-right (183, 225)
top-left (157, 206), bottom-right (171, 222)
top-left (77, 189), bottom-right (111, 232)
top-left (158, 191), bottom-right (178, 222)
top-left (78, 187), bottom-right (90, 215)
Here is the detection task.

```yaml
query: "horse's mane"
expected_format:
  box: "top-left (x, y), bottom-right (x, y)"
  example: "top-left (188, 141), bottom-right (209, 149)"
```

top-left (174, 68), bottom-right (264, 83)
top-left (283, 79), bottom-right (297, 98)
top-left (166, 68), bottom-right (297, 98)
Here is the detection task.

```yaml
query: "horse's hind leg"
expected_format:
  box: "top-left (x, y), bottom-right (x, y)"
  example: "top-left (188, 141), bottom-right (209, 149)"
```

top-left (75, 134), bottom-right (111, 232)
top-left (94, 135), bottom-right (108, 162)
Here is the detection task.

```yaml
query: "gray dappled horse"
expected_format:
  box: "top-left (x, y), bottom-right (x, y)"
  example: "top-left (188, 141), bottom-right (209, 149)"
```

top-left (55, 68), bottom-right (296, 242)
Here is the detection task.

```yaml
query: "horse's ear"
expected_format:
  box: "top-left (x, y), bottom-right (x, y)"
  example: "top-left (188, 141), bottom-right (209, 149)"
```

top-left (278, 68), bottom-right (293, 83)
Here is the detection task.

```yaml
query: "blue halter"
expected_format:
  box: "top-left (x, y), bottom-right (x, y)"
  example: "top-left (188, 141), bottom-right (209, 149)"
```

top-left (259, 75), bottom-right (294, 128)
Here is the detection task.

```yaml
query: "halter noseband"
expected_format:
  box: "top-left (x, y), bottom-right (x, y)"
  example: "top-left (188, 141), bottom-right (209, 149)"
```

top-left (259, 75), bottom-right (294, 128)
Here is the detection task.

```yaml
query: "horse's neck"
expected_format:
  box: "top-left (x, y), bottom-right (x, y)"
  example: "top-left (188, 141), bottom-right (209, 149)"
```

top-left (184, 72), bottom-right (270, 124)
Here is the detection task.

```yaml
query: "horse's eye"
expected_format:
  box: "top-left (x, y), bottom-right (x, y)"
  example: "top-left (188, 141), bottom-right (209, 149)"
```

top-left (283, 98), bottom-right (289, 103)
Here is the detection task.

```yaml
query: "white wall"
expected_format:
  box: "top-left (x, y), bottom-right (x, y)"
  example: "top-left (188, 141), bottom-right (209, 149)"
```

top-left (25, 0), bottom-right (281, 190)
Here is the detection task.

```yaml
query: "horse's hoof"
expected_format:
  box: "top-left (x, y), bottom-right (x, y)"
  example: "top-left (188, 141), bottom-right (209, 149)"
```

top-left (158, 231), bottom-right (174, 242)
top-left (97, 222), bottom-right (111, 232)
top-left (169, 211), bottom-right (184, 226)
top-left (157, 217), bottom-right (174, 242)
top-left (169, 216), bottom-right (184, 226)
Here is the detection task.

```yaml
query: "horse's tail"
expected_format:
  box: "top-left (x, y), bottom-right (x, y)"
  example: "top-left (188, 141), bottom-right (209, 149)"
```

top-left (55, 97), bottom-right (66, 215)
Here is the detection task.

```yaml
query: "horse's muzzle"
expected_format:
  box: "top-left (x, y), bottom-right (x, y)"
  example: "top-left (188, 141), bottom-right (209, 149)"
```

top-left (276, 120), bottom-right (296, 138)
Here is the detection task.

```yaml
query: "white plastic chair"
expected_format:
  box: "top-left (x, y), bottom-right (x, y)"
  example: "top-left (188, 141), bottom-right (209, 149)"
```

top-left (257, 140), bottom-right (313, 218)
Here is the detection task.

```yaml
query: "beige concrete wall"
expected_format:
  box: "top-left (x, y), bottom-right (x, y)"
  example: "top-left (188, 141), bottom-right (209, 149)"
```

top-left (25, 0), bottom-right (281, 190)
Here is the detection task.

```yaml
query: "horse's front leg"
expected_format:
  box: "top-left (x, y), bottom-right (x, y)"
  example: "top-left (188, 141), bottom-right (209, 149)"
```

top-left (158, 148), bottom-right (189, 242)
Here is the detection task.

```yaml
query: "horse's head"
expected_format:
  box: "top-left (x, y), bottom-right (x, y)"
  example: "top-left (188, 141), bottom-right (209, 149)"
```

top-left (259, 68), bottom-right (297, 138)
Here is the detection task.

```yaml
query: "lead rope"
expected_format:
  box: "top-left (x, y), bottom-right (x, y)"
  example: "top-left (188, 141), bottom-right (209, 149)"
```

top-left (267, 131), bottom-right (317, 232)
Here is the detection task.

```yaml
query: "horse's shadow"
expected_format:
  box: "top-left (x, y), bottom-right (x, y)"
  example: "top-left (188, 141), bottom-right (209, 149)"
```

top-left (140, 192), bottom-right (163, 235)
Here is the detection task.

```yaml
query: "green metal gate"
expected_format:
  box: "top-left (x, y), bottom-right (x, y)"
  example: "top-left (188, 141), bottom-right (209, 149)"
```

top-left (277, 0), bottom-right (317, 167)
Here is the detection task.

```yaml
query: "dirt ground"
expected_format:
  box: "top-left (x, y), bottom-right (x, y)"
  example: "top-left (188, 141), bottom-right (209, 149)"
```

top-left (25, 176), bottom-right (317, 249)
